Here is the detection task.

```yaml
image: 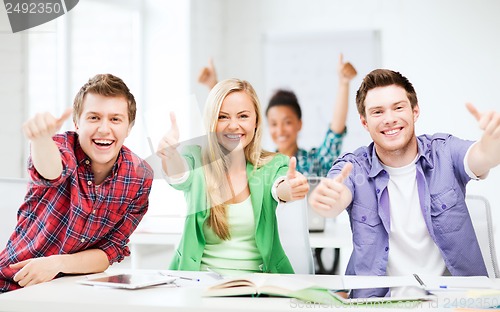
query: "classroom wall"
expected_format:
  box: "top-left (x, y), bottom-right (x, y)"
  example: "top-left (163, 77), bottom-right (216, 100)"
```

top-left (1, 0), bottom-right (499, 270)
top-left (190, 0), bottom-right (500, 260)
top-left (0, 9), bottom-right (26, 178)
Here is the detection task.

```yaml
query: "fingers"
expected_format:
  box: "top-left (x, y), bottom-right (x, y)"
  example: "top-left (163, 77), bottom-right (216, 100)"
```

top-left (333, 162), bottom-right (353, 183)
top-left (169, 111), bottom-right (178, 133)
top-left (287, 156), bottom-right (297, 180)
top-left (11, 259), bottom-right (30, 285)
top-left (10, 259), bottom-right (29, 270)
top-left (22, 109), bottom-right (71, 141)
top-left (54, 107), bottom-right (73, 130)
top-left (197, 67), bottom-right (209, 82)
top-left (466, 102), bottom-right (481, 122)
top-left (481, 110), bottom-right (500, 138)
top-left (57, 107), bottom-right (73, 124)
top-left (466, 103), bottom-right (500, 137)
top-left (309, 163), bottom-right (352, 213)
top-left (287, 173), bottom-right (309, 200)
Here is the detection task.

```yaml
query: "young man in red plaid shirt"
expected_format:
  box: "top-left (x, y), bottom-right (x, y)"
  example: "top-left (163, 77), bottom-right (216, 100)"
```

top-left (0, 74), bottom-right (153, 292)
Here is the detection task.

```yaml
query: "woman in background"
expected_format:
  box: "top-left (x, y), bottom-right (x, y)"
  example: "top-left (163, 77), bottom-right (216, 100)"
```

top-left (157, 78), bottom-right (309, 275)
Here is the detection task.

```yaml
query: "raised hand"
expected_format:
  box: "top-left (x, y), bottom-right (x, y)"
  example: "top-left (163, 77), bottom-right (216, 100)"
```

top-left (338, 53), bottom-right (357, 83)
top-left (466, 103), bottom-right (500, 175)
top-left (281, 157), bottom-right (309, 201)
top-left (197, 58), bottom-right (218, 89)
top-left (156, 111), bottom-right (180, 160)
top-left (309, 163), bottom-right (353, 218)
top-left (466, 103), bottom-right (500, 141)
top-left (22, 107), bottom-right (72, 141)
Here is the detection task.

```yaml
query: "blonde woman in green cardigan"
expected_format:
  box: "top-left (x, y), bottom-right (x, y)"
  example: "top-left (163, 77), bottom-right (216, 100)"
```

top-left (157, 78), bottom-right (309, 274)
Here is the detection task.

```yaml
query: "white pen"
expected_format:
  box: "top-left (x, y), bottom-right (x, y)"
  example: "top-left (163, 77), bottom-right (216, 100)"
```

top-left (158, 271), bottom-right (200, 282)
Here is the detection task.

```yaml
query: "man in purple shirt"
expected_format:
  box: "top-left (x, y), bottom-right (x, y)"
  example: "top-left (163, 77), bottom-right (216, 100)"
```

top-left (309, 69), bottom-right (500, 298)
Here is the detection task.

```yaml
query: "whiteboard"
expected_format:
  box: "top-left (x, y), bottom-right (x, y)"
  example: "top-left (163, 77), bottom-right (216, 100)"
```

top-left (262, 30), bottom-right (381, 154)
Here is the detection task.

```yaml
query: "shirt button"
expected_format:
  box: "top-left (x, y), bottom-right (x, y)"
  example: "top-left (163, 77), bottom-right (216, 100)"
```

top-left (376, 188), bottom-right (380, 194)
top-left (441, 204), bottom-right (447, 209)
top-left (85, 160), bottom-right (90, 165)
top-left (81, 238), bottom-right (85, 243)
top-left (381, 170), bottom-right (386, 174)
top-left (361, 216), bottom-right (367, 222)
top-left (363, 153), bottom-right (368, 157)
top-left (87, 180), bottom-right (92, 185)
top-left (92, 210), bottom-right (96, 214)
top-left (385, 247), bottom-right (389, 252)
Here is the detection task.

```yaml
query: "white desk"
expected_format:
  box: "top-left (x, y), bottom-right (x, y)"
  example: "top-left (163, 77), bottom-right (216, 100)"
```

top-left (1, 269), bottom-right (499, 312)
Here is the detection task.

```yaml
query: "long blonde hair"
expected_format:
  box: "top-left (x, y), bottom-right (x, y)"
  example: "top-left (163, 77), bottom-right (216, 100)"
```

top-left (202, 78), bottom-right (274, 240)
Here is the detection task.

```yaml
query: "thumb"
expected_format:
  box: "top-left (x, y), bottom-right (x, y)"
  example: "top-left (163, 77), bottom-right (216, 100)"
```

top-left (56, 107), bottom-right (73, 128)
top-left (333, 163), bottom-right (353, 184)
top-left (339, 53), bottom-right (344, 66)
top-left (208, 57), bottom-right (215, 70)
top-left (466, 102), bottom-right (481, 122)
top-left (287, 156), bottom-right (297, 179)
top-left (170, 111), bottom-right (179, 133)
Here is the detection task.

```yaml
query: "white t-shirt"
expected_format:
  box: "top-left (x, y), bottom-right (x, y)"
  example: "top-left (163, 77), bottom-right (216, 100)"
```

top-left (382, 157), bottom-right (447, 278)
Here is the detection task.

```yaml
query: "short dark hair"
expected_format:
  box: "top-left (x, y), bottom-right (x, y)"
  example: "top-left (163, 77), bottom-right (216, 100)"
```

top-left (356, 69), bottom-right (418, 117)
top-left (266, 89), bottom-right (302, 119)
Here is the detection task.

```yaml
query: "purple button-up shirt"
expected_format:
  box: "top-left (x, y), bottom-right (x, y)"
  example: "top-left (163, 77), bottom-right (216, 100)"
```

top-left (328, 133), bottom-right (487, 298)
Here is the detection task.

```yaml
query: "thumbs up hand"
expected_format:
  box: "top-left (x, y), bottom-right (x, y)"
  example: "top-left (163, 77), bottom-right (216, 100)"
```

top-left (197, 58), bottom-right (218, 89)
top-left (23, 107), bottom-right (73, 141)
top-left (309, 163), bottom-right (353, 218)
top-left (157, 112), bottom-right (180, 160)
top-left (466, 103), bottom-right (500, 142)
top-left (338, 53), bottom-right (357, 84)
top-left (278, 157), bottom-right (309, 202)
top-left (465, 103), bottom-right (500, 176)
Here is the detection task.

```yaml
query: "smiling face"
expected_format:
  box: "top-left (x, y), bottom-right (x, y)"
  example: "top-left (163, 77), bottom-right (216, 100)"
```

top-left (215, 91), bottom-right (257, 152)
top-left (75, 93), bottom-right (132, 174)
top-left (360, 85), bottom-right (420, 165)
top-left (266, 105), bottom-right (302, 155)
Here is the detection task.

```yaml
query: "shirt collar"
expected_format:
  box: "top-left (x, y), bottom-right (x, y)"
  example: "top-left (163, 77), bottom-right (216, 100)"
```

top-left (366, 138), bottom-right (430, 178)
top-left (367, 143), bottom-right (385, 178)
top-left (74, 134), bottom-right (123, 176)
top-left (416, 136), bottom-right (434, 168)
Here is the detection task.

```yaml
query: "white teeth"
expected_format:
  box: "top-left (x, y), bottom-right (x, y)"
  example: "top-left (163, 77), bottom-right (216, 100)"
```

top-left (94, 139), bottom-right (113, 144)
top-left (384, 129), bottom-right (400, 135)
top-left (225, 134), bottom-right (241, 139)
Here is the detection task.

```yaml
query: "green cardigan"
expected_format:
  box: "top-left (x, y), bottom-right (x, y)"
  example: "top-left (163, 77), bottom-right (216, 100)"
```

top-left (168, 145), bottom-right (294, 274)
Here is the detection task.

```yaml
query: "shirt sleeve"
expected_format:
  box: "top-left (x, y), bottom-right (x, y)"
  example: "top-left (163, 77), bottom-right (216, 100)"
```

top-left (92, 177), bottom-right (153, 264)
top-left (305, 126), bottom-right (346, 177)
top-left (270, 155), bottom-right (290, 202)
top-left (162, 157), bottom-right (190, 185)
top-left (271, 176), bottom-right (286, 202)
top-left (463, 141), bottom-right (488, 180)
top-left (27, 138), bottom-right (77, 187)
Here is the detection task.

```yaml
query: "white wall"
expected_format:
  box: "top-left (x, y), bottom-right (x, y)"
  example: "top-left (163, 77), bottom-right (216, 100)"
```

top-left (190, 0), bottom-right (500, 264)
top-left (0, 6), bottom-right (26, 177)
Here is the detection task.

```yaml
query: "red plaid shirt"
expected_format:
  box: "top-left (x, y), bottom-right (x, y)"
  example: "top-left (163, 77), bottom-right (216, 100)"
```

top-left (0, 132), bottom-right (153, 292)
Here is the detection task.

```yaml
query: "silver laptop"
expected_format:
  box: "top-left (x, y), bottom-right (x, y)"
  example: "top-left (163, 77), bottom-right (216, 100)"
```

top-left (306, 177), bottom-right (326, 232)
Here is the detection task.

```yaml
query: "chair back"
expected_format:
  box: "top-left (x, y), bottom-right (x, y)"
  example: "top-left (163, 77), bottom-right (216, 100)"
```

top-left (276, 198), bottom-right (315, 274)
top-left (0, 178), bottom-right (28, 249)
top-left (466, 195), bottom-right (499, 278)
